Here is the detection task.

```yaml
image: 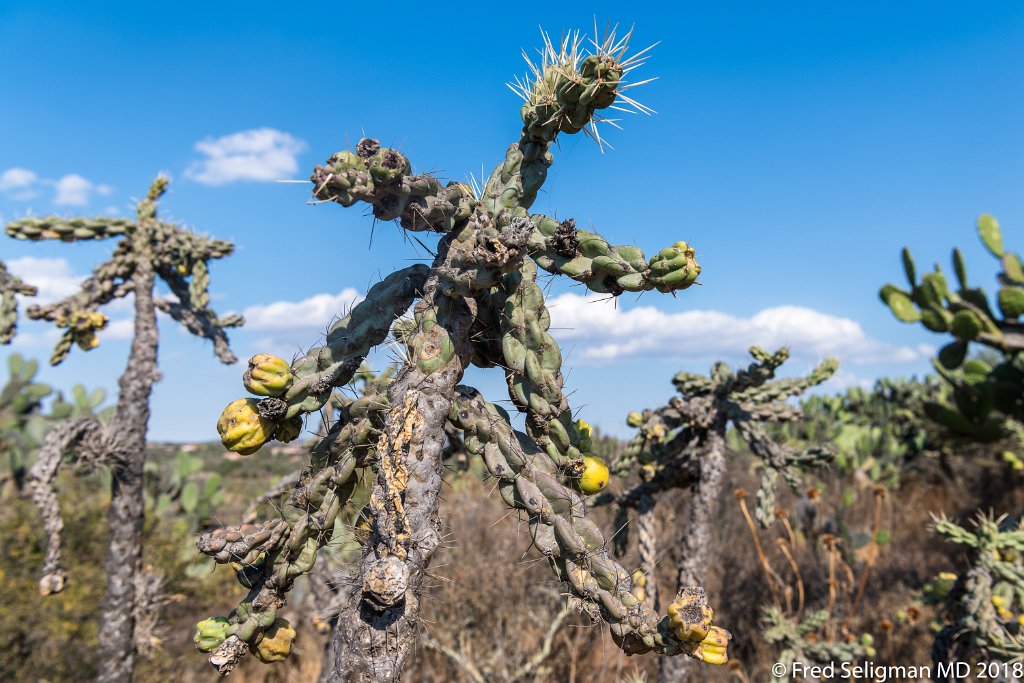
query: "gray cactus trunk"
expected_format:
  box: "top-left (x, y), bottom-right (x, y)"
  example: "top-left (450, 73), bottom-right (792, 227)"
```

top-left (326, 252), bottom-right (475, 682)
top-left (660, 419), bottom-right (727, 683)
top-left (95, 257), bottom-right (158, 683)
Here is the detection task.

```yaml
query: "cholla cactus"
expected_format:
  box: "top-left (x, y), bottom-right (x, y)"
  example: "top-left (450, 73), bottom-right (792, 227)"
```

top-left (881, 215), bottom-right (1024, 442)
top-left (762, 607), bottom-right (873, 683)
top-left (0, 259), bottom-right (37, 344)
top-left (597, 347), bottom-right (836, 681)
top-left (199, 27), bottom-right (726, 680)
top-left (929, 513), bottom-right (1024, 677)
top-left (4, 177), bottom-right (240, 683)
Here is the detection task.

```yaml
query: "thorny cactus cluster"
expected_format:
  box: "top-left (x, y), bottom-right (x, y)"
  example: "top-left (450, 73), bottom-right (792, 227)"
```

top-left (6, 178), bottom-right (241, 366)
top-left (881, 215), bottom-right (1024, 442)
top-left (596, 347), bottom-right (836, 680)
top-left (199, 27), bottom-right (729, 678)
top-left (761, 607), bottom-right (874, 683)
top-left (927, 513), bottom-right (1024, 676)
top-left (3, 177), bottom-right (241, 683)
top-left (0, 259), bottom-right (37, 344)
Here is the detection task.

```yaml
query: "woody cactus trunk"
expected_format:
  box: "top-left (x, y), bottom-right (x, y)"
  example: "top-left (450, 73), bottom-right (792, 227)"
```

top-left (596, 347), bottom-right (837, 681)
top-left (200, 28), bottom-right (730, 681)
top-left (4, 177), bottom-right (241, 683)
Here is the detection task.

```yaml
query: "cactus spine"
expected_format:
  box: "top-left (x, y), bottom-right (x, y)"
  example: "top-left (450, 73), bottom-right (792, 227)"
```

top-left (4, 177), bottom-right (240, 683)
top-left (201, 27), bottom-right (724, 680)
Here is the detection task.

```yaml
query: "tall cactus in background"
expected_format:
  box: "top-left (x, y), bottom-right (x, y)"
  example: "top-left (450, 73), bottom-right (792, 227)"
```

top-left (198, 27), bottom-right (729, 681)
top-left (597, 347), bottom-right (836, 681)
top-left (4, 177), bottom-right (241, 683)
top-left (881, 215), bottom-right (1024, 442)
top-left (0, 259), bottom-right (37, 344)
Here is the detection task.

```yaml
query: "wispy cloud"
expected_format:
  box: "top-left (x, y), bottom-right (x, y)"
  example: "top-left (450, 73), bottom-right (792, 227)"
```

top-left (6, 256), bottom-right (83, 302)
top-left (0, 167), bottom-right (114, 206)
top-left (546, 293), bottom-right (933, 366)
top-left (53, 174), bottom-right (113, 206)
top-left (185, 128), bottom-right (307, 185)
top-left (241, 287), bottom-right (364, 354)
top-left (0, 168), bottom-right (40, 200)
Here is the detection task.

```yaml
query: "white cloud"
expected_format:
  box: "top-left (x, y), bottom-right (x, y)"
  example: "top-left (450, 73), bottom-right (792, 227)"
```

top-left (240, 288), bottom-right (365, 354)
top-left (546, 293), bottom-right (933, 366)
top-left (0, 168), bottom-right (114, 206)
top-left (54, 174), bottom-right (114, 206)
top-left (0, 167), bottom-right (40, 200)
top-left (6, 256), bottom-right (82, 302)
top-left (185, 128), bottom-right (307, 185)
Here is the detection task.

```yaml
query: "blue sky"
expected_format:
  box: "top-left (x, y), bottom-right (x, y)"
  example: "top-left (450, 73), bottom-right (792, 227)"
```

top-left (1, 2), bottom-right (1022, 441)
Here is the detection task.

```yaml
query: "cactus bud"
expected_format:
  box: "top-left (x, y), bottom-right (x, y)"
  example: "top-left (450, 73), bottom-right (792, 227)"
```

top-left (998, 287), bottom-right (1024, 319)
top-left (217, 398), bottom-right (275, 455)
top-left (253, 617), bottom-right (296, 663)
top-left (194, 616), bottom-right (232, 652)
top-left (243, 354), bottom-right (294, 397)
top-left (274, 415), bottom-right (303, 443)
top-left (576, 454), bottom-right (609, 495)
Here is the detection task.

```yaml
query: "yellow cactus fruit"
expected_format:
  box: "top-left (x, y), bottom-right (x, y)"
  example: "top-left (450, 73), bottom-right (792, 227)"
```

top-left (631, 569), bottom-right (648, 603)
top-left (693, 625), bottom-right (731, 665)
top-left (626, 411), bottom-right (644, 428)
top-left (243, 353), bottom-right (294, 397)
top-left (274, 416), bottom-right (303, 443)
top-left (577, 454), bottom-right (609, 495)
top-left (217, 398), bottom-right (274, 455)
top-left (667, 590), bottom-right (714, 642)
top-left (75, 330), bottom-right (100, 350)
top-left (254, 617), bottom-right (296, 663)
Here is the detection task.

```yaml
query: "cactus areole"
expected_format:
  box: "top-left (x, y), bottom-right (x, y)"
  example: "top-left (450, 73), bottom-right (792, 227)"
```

top-left (201, 27), bottom-right (729, 680)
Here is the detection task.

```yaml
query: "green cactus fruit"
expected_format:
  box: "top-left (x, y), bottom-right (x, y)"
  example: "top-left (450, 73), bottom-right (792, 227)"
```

top-left (274, 416), bottom-right (303, 443)
top-left (880, 287), bottom-right (920, 323)
top-left (937, 340), bottom-right (968, 370)
top-left (998, 287), bottom-right (1024, 319)
top-left (254, 617), bottom-right (296, 663)
top-left (978, 213), bottom-right (1004, 257)
top-left (368, 149), bottom-right (410, 186)
top-left (194, 616), bottom-right (232, 652)
top-left (577, 455), bottom-right (609, 495)
top-left (950, 310), bottom-right (983, 341)
top-left (243, 354), bottom-right (294, 397)
top-left (217, 398), bottom-right (274, 455)
top-left (575, 418), bottom-right (594, 452)
top-left (647, 242), bottom-right (700, 292)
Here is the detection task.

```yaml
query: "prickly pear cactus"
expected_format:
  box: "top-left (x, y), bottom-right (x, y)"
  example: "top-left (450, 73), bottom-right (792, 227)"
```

top-left (0, 259), bottom-right (37, 344)
top-left (928, 513), bottom-right (1024, 677)
top-left (881, 215), bottom-right (1024, 442)
top-left (199, 27), bottom-right (725, 680)
top-left (5, 177), bottom-right (241, 683)
top-left (0, 354), bottom-right (52, 492)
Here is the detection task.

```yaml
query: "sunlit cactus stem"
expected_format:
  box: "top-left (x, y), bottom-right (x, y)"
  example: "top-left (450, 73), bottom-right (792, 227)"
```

top-left (202, 24), bottom-right (726, 681)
